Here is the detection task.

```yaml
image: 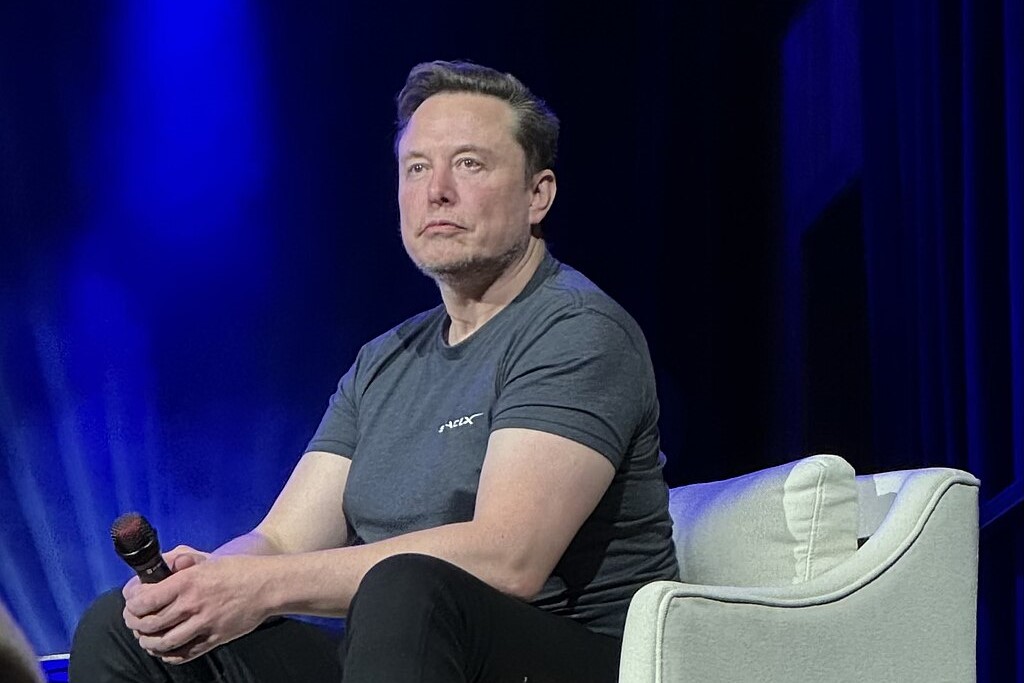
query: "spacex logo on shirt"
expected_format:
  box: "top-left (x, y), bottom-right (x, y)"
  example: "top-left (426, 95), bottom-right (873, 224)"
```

top-left (438, 412), bottom-right (485, 434)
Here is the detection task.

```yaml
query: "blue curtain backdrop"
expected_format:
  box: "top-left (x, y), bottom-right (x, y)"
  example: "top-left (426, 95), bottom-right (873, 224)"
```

top-left (0, 1), bottom-right (443, 654)
top-left (1, 1), bottom-right (1020, 679)
top-left (781, 0), bottom-right (1022, 678)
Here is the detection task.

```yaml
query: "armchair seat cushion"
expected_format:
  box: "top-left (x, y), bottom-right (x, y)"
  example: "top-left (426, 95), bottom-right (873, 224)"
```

top-left (669, 454), bottom-right (859, 586)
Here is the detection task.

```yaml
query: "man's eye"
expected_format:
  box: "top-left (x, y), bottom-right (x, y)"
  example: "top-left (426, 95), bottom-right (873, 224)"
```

top-left (457, 158), bottom-right (481, 170)
top-left (408, 163), bottom-right (426, 175)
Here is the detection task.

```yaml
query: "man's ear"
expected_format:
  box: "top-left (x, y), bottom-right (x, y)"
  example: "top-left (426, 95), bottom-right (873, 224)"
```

top-left (528, 170), bottom-right (557, 225)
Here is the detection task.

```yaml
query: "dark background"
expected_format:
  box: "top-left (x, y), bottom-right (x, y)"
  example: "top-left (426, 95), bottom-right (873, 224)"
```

top-left (1, 0), bottom-right (1020, 678)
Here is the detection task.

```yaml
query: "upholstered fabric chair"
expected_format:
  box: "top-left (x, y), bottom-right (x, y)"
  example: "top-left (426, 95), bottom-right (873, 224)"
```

top-left (620, 454), bottom-right (980, 682)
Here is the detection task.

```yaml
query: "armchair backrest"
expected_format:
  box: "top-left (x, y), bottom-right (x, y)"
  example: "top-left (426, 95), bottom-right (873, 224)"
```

top-left (667, 456), bottom-right (980, 590)
top-left (668, 454), bottom-right (859, 587)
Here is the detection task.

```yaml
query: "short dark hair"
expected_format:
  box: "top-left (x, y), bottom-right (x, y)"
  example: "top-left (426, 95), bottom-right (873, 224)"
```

top-left (395, 60), bottom-right (559, 180)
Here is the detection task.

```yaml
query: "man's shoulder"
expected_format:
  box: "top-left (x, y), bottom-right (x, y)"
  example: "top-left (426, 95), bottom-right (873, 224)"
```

top-left (532, 260), bottom-right (645, 341)
top-left (356, 304), bottom-right (446, 362)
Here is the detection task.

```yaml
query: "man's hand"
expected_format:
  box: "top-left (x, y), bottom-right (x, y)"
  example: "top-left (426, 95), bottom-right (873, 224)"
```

top-left (120, 544), bottom-right (210, 606)
top-left (121, 546), bottom-right (270, 664)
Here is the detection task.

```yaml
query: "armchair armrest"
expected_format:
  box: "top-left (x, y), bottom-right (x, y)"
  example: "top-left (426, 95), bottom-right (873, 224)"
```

top-left (620, 470), bottom-right (979, 682)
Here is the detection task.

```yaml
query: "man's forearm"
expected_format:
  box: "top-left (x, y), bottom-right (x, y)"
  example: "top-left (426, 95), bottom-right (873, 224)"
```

top-left (213, 530), bottom-right (284, 557)
top-left (254, 520), bottom-right (539, 619)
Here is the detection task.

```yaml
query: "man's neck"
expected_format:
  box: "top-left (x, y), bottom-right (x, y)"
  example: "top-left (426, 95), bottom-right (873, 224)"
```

top-left (440, 238), bottom-right (547, 345)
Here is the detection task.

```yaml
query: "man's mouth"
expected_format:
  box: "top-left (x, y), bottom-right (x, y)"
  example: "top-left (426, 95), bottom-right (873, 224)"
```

top-left (422, 220), bottom-right (465, 235)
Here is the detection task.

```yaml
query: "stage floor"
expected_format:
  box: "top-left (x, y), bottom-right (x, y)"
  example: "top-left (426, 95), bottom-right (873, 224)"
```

top-left (39, 653), bottom-right (68, 682)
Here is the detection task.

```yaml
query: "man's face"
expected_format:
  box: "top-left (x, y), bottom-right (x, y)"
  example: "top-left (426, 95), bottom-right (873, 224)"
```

top-left (396, 92), bottom-right (539, 282)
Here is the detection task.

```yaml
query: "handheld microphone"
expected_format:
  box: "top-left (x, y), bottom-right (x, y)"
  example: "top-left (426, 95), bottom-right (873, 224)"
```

top-left (109, 513), bottom-right (219, 680)
top-left (111, 512), bottom-right (172, 583)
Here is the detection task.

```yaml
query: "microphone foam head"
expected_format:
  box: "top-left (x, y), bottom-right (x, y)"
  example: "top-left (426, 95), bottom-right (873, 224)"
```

top-left (111, 512), bottom-right (157, 556)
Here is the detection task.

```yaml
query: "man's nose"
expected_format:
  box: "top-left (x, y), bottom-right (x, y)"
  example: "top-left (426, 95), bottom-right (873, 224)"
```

top-left (428, 167), bottom-right (456, 205)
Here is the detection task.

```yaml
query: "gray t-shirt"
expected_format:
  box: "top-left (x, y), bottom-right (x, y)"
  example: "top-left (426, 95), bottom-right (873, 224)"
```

top-left (307, 251), bottom-right (678, 638)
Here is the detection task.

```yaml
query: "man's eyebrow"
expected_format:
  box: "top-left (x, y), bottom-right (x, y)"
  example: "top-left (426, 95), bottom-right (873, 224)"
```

top-left (400, 144), bottom-right (493, 161)
top-left (451, 144), bottom-right (491, 156)
top-left (400, 149), bottom-right (427, 162)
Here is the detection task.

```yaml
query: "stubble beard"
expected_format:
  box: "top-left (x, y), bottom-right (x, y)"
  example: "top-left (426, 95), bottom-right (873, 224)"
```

top-left (412, 232), bottom-right (532, 292)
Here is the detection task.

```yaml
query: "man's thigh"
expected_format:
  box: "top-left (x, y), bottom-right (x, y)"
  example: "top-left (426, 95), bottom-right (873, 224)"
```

top-left (464, 579), bottom-right (622, 683)
top-left (343, 554), bottom-right (621, 683)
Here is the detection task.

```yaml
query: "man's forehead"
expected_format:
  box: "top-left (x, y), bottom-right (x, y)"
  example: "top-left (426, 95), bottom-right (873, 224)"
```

top-left (413, 91), bottom-right (515, 120)
top-left (399, 93), bottom-right (517, 153)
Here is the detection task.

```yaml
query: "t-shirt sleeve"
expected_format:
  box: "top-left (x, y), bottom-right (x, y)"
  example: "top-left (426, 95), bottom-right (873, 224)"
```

top-left (489, 309), bottom-right (655, 469)
top-left (305, 359), bottom-right (359, 458)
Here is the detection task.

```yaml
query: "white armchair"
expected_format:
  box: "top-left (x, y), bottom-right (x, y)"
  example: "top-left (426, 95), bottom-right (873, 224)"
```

top-left (620, 455), bottom-right (980, 682)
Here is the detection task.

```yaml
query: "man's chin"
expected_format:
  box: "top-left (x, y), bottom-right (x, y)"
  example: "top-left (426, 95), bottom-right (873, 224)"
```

top-left (416, 258), bottom-right (482, 281)
top-left (415, 255), bottom-right (512, 286)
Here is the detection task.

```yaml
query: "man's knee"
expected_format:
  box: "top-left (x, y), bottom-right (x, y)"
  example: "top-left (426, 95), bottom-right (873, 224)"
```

top-left (359, 554), bottom-right (462, 596)
top-left (351, 553), bottom-right (469, 621)
top-left (342, 555), bottom-right (476, 676)
top-left (69, 588), bottom-right (132, 676)
top-left (73, 589), bottom-right (126, 641)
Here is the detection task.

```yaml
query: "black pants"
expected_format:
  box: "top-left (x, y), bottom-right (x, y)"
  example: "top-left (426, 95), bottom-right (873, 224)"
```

top-left (69, 554), bottom-right (622, 682)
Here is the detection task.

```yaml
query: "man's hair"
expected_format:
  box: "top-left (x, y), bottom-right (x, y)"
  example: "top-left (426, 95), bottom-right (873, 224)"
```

top-left (395, 60), bottom-right (560, 180)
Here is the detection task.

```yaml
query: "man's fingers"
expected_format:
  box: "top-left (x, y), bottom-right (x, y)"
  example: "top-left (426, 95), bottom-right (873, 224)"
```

top-left (123, 567), bottom-right (192, 618)
top-left (163, 545), bottom-right (209, 573)
top-left (121, 575), bottom-right (141, 602)
top-left (123, 603), bottom-right (187, 636)
top-left (158, 635), bottom-right (212, 665)
top-left (171, 553), bottom-right (204, 572)
top-left (137, 617), bottom-right (204, 656)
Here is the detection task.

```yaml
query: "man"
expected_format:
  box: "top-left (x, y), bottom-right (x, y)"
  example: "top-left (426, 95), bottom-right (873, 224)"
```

top-left (70, 60), bottom-right (678, 682)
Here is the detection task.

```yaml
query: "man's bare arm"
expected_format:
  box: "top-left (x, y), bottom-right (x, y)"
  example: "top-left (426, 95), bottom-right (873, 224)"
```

top-left (216, 450), bottom-right (352, 556)
top-left (124, 428), bottom-right (615, 660)
top-left (256, 427), bottom-right (615, 615)
top-left (151, 451), bottom-right (351, 570)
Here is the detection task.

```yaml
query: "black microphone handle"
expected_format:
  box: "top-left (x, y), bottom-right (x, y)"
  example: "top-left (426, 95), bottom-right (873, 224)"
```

top-left (124, 546), bottom-right (173, 584)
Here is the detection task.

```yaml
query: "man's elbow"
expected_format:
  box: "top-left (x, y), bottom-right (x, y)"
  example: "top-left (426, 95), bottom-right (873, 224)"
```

top-left (495, 563), bottom-right (547, 600)
top-left (468, 524), bottom-right (551, 599)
